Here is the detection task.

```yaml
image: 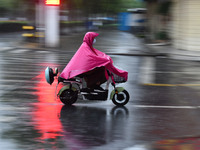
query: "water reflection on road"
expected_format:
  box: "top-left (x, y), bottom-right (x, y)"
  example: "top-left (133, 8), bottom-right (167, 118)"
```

top-left (60, 105), bottom-right (129, 149)
top-left (31, 101), bottom-right (129, 150)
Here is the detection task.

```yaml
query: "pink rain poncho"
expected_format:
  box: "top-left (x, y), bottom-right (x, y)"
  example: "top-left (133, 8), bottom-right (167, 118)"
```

top-left (60, 32), bottom-right (128, 82)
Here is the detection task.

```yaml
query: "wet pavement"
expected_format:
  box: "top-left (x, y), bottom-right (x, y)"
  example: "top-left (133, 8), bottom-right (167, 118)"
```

top-left (0, 30), bottom-right (200, 150)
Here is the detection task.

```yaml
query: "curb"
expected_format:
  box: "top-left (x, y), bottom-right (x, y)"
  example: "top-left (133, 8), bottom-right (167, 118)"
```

top-left (169, 54), bottom-right (200, 61)
top-left (105, 52), bottom-right (165, 57)
top-left (145, 44), bottom-right (200, 61)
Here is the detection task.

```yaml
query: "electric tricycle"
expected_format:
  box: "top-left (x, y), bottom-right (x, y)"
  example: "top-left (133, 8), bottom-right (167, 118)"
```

top-left (45, 66), bottom-right (129, 106)
top-left (45, 32), bottom-right (130, 106)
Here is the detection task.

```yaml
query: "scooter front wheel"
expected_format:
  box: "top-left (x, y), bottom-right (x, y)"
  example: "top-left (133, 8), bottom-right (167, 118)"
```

top-left (112, 89), bottom-right (129, 106)
top-left (60, 89), bottom-right (78, 105)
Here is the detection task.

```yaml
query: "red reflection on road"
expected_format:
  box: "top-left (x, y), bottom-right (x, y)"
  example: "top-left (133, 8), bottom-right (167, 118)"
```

top-left (30, 67), bottom-right (88, 149)
top-left (31, 67), bottom-right (63, 140)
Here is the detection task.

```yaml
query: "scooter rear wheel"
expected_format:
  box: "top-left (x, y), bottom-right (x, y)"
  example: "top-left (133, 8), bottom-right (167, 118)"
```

top-left (60, 89), bottom-right (78, 105)
top-left (112, 89), bottom-right (129, 106)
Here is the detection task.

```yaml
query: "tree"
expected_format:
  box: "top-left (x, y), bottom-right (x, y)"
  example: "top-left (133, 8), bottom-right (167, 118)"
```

top-left (62, 0), bottom-right (145, 16)
top-left (0, 0), bottom-right (30, 18)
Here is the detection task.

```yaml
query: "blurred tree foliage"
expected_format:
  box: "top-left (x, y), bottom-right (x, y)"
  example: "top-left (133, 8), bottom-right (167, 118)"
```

top-left (157, 1), bottom-right (172, 15)
top-left (63, 0), bottom-right (145, 15)
top-left (120, 0), bottom-right (146, 12)
top-left (0, 0), bottom-right (34, 18)
top-left (0, 0), bottom-right (145, 18)
top-left (0, 0), bottom-right (19, 16)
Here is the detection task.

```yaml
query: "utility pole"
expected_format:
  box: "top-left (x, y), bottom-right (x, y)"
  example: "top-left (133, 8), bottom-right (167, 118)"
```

top-left (45, 0), bottom-right (60, 48)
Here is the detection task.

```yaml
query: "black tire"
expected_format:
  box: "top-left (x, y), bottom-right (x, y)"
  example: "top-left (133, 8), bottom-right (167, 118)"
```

top-left (60, 89), bottom-right (78, 105)
top-left (112, 90), bottom-right (129, 106)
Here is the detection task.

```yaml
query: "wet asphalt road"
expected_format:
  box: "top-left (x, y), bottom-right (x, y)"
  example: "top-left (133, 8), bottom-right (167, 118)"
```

top-left (0, 31), bottom-right (200, 150)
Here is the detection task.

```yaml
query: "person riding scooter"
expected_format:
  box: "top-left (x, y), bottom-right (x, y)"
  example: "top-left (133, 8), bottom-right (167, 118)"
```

top-left (46, 32), bottom-right (129, 106)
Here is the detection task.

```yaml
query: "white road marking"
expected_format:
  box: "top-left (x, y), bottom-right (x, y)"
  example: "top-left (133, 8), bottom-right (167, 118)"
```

top-left (133, 104), bottom-right (200, 109)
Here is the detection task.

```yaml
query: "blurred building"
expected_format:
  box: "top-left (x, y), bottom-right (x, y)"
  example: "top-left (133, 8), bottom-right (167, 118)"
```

top-left (145, 0), bottom-right (200, 53)
top-left (171, 0), bottom-right (200, 51)
top-left (119, 8), bottom-right (147, 34)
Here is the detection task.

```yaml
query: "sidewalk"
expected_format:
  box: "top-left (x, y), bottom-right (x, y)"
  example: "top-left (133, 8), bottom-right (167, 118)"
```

top-left (146, 42), bottom-right (200, 61)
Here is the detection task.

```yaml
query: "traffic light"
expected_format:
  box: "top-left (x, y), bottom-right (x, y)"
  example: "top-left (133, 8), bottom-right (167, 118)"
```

top-left (45, 0), bottom-right (60, 6)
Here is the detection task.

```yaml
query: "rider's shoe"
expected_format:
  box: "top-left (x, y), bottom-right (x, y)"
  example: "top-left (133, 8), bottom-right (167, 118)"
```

top-left (93, 85), bottom-right (106, 92)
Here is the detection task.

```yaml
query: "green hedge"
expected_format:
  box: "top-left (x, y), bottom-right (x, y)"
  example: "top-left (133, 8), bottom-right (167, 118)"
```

top-left (155, 31), bottom-right (169, 40)
top-left (60, 21), bottom-right (85, 28)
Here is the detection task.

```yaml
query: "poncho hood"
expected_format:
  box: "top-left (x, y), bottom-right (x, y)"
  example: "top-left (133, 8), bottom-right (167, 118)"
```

top-left (83, 32), bottom-right (99, 55)
top-left (83, 32), bottom-right (99, 47)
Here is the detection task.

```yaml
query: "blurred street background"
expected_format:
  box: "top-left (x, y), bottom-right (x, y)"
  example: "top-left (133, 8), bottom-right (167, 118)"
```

top-left (0, 0), bottom-right (200, 150)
